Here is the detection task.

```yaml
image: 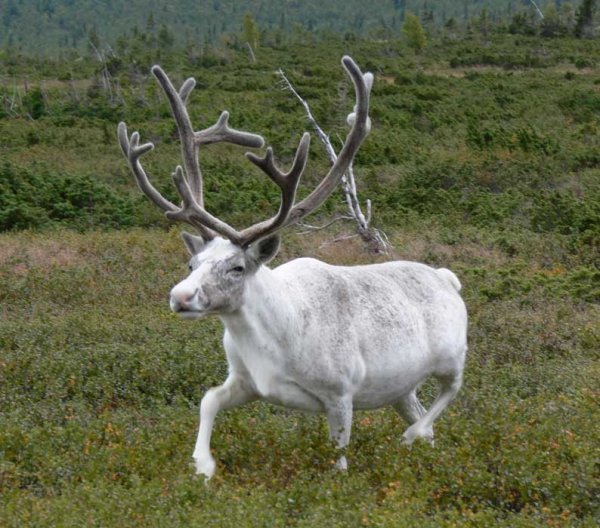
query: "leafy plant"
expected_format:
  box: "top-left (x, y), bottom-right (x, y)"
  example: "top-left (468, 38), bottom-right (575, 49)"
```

top-left (0, 162), bottom-right (139, 230)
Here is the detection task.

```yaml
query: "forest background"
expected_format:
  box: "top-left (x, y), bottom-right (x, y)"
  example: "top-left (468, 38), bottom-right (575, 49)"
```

top-left (1, 1), bottom-right (599, 526)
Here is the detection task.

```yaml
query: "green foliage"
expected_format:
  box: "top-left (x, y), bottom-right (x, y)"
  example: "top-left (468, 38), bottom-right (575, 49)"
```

top-left (508, 12), bottom-right (538, 36)
top-left (0, 162), bottom-right (139, 230)
top-left (558, 87), bottom-right (600, 122)
top-left (574, 0), bottom-right (597, 38)
top-left (2, 1), bottom-right (586, 56)
top-left (157, 25), bottom-right (175, 50)
top-left (242, 12), bottom-right (260, 50)
top-left (402, 12), bottom-right (427, 52)
top-left (22, 86), bottom-right (46, 119)
top-left (540, 6), bottom-right (568, 38)
top-left (0, 226), bottom-right (598, 526)
top-left (1, 30), bottom-right (599, 526)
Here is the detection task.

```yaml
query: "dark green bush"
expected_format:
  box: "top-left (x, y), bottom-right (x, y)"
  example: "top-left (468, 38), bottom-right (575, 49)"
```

top-left (1, 31), bottom-right (599, 527)
top-left (531, 190), bottom-right (600, 236)
top-left (22, 86), bottom-right (46, 119)
top-left (558, 89), bottom-right (600, 122)
top-left (0, 162), bottom-right (138, 230)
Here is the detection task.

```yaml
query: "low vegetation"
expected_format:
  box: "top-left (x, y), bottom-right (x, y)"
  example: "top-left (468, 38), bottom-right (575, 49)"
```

top-left (1, 28), bottom-right (599, 526)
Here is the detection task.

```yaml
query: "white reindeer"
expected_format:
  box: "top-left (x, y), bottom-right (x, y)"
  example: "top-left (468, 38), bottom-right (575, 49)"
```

top-left (117, 57), bottom-right (468, 480)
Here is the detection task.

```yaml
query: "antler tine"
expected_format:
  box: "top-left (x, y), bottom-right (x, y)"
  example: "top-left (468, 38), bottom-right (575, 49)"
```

top-left (179, 77), bottom-right (196, 105)
top-left (152, 65), bottom-right (265, 204)
top-left (283, 55), bottom-right (371, 227)
top-left (199, 55), bottom-right (369, 249)
top-left (117, 121), bottom-right (179, 213)
top-left (119, 57), bottom-right (370, 249)
top-left (195, 111), bottom-right (265, 148)
top-left (239, 132), bottom-right (311, 248)
top-left (151, 65), bottom-right (205, 207)
top-left (166, 166), bottom-right (244, 244)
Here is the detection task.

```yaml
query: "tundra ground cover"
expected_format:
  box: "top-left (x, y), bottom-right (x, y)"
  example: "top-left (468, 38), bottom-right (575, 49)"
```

top-left (1, 33), bottom-right (599, 526)
top-left (0, 226), bottom-right (598, 526)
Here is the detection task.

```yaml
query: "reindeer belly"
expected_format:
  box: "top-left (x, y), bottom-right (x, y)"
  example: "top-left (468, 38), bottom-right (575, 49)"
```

top-left (260, 378), bottom-right (325, 412)
top-left (352, 376), bottom-right (425, 409)
top-left (249, 364), bottom-right (324, 412)
top-left (352, 332), bottom-right (434, 409)
top-left (225, 339), bottom-right (324, 412)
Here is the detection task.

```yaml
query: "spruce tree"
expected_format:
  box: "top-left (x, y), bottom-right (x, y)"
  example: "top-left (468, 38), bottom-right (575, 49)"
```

top-left (402, 11), bottom-right (427, 52)
top-left (574, 0), bottom-right (596, 38)
top-left (243, 13), bottom-right (260, 50)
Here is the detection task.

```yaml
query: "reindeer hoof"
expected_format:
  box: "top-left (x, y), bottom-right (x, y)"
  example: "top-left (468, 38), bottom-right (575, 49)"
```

top-left (401, 424), bottom-right (434, 448)
top-left (334, 456), bottom-right (348, 471)
top-left (194, 456), bottom-right (216, 480)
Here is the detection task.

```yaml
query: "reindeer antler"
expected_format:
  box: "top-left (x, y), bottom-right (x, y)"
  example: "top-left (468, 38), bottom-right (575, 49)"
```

top-left (118, 56), bottom-right (371, 248)
top-left (118, 66), bottom-right (265, 240)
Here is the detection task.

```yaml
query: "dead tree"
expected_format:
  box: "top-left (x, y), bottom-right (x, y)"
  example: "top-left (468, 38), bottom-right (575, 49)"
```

top-left (277, 69), bottom-right (390, 254)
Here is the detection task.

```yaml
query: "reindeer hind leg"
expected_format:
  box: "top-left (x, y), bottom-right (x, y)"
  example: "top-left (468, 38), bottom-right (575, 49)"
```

top-left (400, 371), bottom-right (462, 447)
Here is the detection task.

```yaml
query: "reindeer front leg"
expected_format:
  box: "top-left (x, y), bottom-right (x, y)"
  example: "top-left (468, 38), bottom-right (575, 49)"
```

top-left (325, 396), bottom-right (353, 471)
top-left (193, 374), bottom-right (257, 480)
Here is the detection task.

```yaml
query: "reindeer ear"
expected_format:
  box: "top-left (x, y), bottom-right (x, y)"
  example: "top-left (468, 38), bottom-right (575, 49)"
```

top-left (181, 231), bottom-right (206, 256)
top-left (247, 234), bottom-right (281, 265)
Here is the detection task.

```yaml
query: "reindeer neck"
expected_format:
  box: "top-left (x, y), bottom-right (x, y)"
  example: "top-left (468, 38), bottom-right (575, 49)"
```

top-left (219, 265), bottom-right (296, 340)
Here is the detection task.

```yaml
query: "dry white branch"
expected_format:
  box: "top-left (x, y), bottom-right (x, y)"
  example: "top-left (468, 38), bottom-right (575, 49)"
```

top-left (297, 215), bottom-right (353, 235)
top-left (276, 69), bottom-right (390, 254)
top-left (528, 0), bottom-right (545, 20)
top-left (245, 42), bottom-right (257, 63)
top-left (318, 233), bottom-right (360, 250)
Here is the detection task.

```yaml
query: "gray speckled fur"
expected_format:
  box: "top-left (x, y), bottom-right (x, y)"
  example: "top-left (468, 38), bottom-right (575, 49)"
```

top-left (170, 235), bottom-right (468, 479)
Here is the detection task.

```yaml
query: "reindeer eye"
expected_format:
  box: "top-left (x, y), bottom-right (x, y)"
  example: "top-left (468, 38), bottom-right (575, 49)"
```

top-left (188, 264), bottom-right (193, 272)
top-left (229, 266), bottom-right (245, 274)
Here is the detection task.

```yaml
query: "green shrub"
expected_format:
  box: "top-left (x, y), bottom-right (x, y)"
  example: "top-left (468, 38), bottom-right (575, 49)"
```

top-left (0, 161), bottom-right (138, 231)
top-left (558, 89), bottom-right (600, 122)
top-left (531, 190), bottom-right (600, 236)
top-left (1, 30), bottom-right (600, 527)
top-left (22, 86), bottom-right (46, 119)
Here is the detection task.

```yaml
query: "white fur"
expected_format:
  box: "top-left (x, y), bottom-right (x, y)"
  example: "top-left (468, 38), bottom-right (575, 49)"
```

top-left (171, 237), bottom-right (468, 479)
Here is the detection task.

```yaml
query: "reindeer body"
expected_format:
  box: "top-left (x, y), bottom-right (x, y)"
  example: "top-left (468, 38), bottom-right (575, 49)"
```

top-left (118, 56), bottom-right (468, 479)
top-left (169, 237), bottom-right (467, 478)
top-left (221, 257), bottom-right (466, 412)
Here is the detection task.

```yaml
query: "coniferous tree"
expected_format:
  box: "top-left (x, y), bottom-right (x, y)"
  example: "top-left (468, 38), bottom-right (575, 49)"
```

top-left (402, 11), bottom-right (427, 52)
top-left (540, 5), bottom-right (565, 37)
top-left (243, 12), bottom-right (260, 50)
top-left (393, 0), bottom-right (407, 22)
top-left (478, 8), bottom-right (492, 40)
top-left (158, 25), bottom-right (174, 49)
top-left (87, 25), bottom-right (101, 53)
top-left (146, 13), bottom-right (155, 31)
top-left (574, 0), bottom-right (596, 38)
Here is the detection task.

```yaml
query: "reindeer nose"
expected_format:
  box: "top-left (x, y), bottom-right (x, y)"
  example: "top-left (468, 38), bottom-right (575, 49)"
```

top-left (170, 286), bottom-right (199, 312)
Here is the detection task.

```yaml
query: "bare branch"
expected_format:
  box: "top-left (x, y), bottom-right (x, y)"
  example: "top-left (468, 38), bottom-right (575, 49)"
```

top-left (284, 56), bottom-right (371, 227)
top-left (297, 215), bottom-right (353, 235)
top-left (527, 0), bottom-right (545, 20)
top-left (277, 63), bottom-right (389, 254)
top-left (245, 42), bottom-right (257, 63)
top-left (318, 233), bottom-right (360, 249)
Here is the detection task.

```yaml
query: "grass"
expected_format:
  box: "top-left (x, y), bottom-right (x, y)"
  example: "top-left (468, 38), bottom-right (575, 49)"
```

top-left (1, 226), bottom-right (598, 527)
top-left (1, 31), bottom-right (599, 526)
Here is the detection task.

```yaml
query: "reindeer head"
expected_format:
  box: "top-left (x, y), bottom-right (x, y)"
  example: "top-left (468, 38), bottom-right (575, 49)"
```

top-left (118, 57), bottom-right (371, 318)
top-left (169, 233), bottom-right (280, 318)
